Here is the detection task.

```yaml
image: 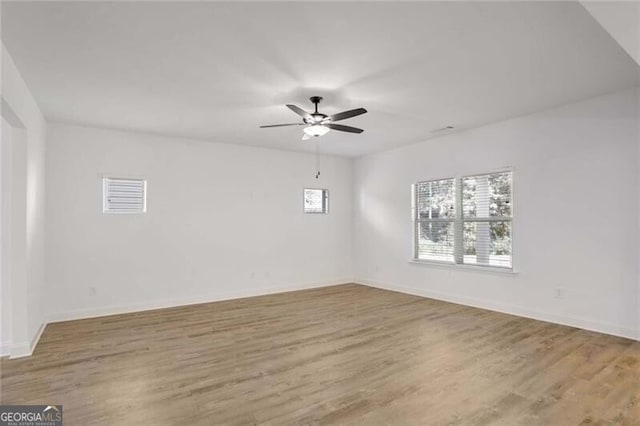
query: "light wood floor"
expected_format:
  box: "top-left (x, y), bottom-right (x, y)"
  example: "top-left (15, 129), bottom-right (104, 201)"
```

top-left (1, 284), bottom-right (638, 425)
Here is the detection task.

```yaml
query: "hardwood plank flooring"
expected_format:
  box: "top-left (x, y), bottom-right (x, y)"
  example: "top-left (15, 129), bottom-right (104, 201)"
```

top-left (1, 284), bottom-right (638, 425)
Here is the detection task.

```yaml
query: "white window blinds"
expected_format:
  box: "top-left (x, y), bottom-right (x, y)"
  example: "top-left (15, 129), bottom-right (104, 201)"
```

top-left (461, 171), bottom-right (512, 268)
top-left (414, 179), bottom-right (456, 262)
top-left (414, 171), bottom-right (513, 269)
top-left (103, 177), bottom-right (146, 214)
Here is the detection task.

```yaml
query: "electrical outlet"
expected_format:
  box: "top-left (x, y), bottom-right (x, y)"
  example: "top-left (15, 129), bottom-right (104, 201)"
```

top-left (554, 288), bottom-right (565, 299)
top-left (90, 287), bottom-right (97, 296)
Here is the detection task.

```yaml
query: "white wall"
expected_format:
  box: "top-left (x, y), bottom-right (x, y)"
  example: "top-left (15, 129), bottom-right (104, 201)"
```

top-left (1, 44), bottom-right (47, 357)
top-left (636, 87), bottom-right (640, 336)
top-left (45, 124), bottom-right (353, 320)
top-left (353, 88), bottom-right (640, 340)
top-left (1, 116), bottom-right (12, 354)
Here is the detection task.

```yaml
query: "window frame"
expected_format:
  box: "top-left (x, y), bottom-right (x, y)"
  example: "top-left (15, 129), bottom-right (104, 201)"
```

top-left (412, 168), bottom-right (514, 271)
top-left (303, 187), bottom-right (329, 214)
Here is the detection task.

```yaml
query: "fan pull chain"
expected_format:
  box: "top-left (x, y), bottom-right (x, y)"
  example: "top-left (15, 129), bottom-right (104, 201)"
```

top-left (315, 142), bottom-right (320, 179)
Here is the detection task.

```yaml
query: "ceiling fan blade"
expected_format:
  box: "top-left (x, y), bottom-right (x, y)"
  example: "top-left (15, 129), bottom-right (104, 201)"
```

top-left (326, 108), bottom-right (367, 122)
top-left (326, 123), bottom-right (364, 134)
top-left (259, 123), bottom-right (304, 128)
top-left (286, 104), bottom-right (313, 121)
top-left (302, 133), bottom-right (313, 141)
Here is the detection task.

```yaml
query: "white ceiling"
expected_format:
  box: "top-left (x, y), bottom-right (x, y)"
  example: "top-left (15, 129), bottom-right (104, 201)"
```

top-left (2, 1), bottom-right (639, 157)
top-left (580, 1), bottom-right (640, 67)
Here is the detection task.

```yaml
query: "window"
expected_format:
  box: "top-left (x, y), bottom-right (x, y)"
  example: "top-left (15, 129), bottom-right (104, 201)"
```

top-left (103, 177), bottom-right (146, 214)
top-left (413, 170), bottom-right (512, 269)
top-left (304, 188), bottom-right (329, 214)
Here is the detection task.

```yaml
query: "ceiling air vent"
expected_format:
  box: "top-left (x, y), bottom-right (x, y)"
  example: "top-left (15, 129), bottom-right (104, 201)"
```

top-left (430, 125), bottom-right (455, 134)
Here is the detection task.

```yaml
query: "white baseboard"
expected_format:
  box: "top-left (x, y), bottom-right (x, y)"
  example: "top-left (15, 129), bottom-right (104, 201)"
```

top-left (355, 278), bottom-right (639, 341)
top-left (48, 278), bottom-right (353, 324)
top-left (0, 341), bottom-right (11, 357)
top-left (9, 321), bottom-right (47, 359)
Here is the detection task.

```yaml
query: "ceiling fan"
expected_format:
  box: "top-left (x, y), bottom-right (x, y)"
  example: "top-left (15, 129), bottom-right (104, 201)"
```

top-left (260, 96), bottom-right (367, 140)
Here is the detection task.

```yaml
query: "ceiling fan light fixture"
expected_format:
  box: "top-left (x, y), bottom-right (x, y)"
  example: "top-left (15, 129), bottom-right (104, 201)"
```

top-left (304, 124), bottom-right (330, 137)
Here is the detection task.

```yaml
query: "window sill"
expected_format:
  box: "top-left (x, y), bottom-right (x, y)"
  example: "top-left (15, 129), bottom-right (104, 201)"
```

top-left (408, 259), bottom-right (518, 275)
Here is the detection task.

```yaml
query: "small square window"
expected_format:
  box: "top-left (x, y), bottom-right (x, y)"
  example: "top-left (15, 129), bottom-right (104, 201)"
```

top-left (304, 188), bottom-right (329, 214)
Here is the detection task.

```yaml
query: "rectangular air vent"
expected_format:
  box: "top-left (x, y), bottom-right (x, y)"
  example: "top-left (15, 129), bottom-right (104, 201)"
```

top-left (103, 177), bottom-right (146, 214)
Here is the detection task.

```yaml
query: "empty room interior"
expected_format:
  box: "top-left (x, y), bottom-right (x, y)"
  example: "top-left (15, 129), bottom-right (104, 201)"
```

top-left (1, 1), bottom-right (640, 424)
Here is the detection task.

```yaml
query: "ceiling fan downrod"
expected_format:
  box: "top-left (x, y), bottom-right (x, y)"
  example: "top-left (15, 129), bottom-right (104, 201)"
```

top-left (310, 96), bottom-right (322, 115)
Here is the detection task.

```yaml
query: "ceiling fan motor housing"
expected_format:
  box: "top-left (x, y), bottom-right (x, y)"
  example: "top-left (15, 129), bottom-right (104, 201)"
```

top-left (306, 114), bottom-right (327, 124)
